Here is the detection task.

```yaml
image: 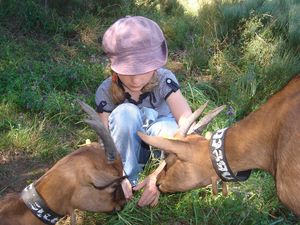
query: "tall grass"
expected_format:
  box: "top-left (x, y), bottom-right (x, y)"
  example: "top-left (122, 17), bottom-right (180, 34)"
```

top-left (1, 0), bottom-right (300, 223)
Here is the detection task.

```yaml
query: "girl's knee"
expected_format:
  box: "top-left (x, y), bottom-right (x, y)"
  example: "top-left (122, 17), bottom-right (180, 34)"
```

top-left (147, 119), bottom-right (178, 137)
top-left (109, 103), bottom-right (143, 132)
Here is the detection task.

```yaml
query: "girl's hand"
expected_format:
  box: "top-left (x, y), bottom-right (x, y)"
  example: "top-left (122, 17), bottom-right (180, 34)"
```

top-left (121, 178), bottom-right (133, 200)
top-left (133, 174), bottom-right (160, 207)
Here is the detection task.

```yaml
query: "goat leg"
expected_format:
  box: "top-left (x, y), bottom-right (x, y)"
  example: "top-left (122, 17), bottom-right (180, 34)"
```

top-left (70, 210), bottom-right (77, 225)
top-left (211, 176), bottom-right (219, 195)
top-left (221, 181), bottom-right (228, 196)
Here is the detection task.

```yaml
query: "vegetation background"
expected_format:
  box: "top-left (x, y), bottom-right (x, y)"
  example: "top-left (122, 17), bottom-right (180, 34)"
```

top-left (0, 0), bottom-right (300, 224)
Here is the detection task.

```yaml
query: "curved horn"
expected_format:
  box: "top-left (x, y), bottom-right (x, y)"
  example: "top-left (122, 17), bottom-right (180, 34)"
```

top-left (178, 101), bottom-right (208, 137)
top-left (188, 105), bottom-right (226, 135)
top-left (78, 100), bottom-right (117, 162)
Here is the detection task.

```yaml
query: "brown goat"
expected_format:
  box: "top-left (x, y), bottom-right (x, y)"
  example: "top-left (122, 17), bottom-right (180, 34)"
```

top-left (138, 74), bottom-right (300, 217)
top-left (0, 101), bottom-right (126, 225)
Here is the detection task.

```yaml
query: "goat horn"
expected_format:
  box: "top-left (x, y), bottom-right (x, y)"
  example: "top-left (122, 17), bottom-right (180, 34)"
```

top-left (78, 100), bottom-right (117, 162)
top-left (188, 105), bottom-right (226, 135)
top-left (178, 101), bottom-right (209, 137)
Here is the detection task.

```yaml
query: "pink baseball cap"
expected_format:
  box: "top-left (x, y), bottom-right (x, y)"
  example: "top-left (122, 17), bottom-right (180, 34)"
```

top-left (102, 16), bottom-right (168, 75)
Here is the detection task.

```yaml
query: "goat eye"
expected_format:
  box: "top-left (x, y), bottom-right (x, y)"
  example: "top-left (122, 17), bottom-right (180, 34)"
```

top-left (110, 183), bottom-right (119, 189)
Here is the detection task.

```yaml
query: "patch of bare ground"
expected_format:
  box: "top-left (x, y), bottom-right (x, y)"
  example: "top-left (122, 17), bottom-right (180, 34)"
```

top-left (0, 151), bottom-right (50, 195)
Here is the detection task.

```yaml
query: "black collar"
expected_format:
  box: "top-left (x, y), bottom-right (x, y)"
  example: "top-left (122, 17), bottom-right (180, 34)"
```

top-left (209, 128), bottom-right (251, 182)
top-left (21, 183), bottom-right (64, 225)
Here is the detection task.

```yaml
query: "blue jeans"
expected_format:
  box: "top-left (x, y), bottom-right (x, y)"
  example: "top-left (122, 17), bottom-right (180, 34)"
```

top-left (108, 103), bottom-right (178, 186)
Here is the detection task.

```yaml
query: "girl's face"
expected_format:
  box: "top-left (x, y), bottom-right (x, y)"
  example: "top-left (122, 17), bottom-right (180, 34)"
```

top-left (117, 71), bottom-right (154, 92)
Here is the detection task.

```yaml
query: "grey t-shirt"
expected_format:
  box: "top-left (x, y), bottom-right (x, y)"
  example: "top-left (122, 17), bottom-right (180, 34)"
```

top-left (95, 68), bottom-right (180, 117)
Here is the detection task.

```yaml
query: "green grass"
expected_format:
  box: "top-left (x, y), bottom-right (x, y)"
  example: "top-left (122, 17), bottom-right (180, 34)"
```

top-left (81, 169), bottom-right (299, 224)
top-left (1, 0), bottom-right (300, 224)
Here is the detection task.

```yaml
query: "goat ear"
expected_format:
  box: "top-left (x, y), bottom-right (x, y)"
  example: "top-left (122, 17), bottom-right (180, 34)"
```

top-left (137, 131), bottom-right (190, 159)
top-left (89, 169), bottom-right (119, 188)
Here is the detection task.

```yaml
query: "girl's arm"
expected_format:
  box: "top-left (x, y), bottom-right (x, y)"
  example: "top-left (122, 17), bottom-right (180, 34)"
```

top-left (133, 160), bottom-right (166, 207)
top-left (166, 89), bottom-right (193, 126)
top-left (98, 112), bottom-right (110, 130)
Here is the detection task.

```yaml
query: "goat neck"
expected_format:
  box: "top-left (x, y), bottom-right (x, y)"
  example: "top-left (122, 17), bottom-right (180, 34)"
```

top-left (222, 114), bottom-right (276, 176)
top-left (33, 156), bottom-right (77, 218)
top-left (219, 75), bottom-right (300, 217)
top-left (223, 75), bottom-right (300, 176)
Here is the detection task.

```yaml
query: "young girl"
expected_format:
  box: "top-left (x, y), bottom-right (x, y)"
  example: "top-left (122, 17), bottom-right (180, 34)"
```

top-left (95, 16), bottom-right (192, 207)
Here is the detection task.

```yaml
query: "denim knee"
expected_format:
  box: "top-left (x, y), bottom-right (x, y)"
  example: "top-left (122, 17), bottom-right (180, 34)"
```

top-left (146, 117), bottom-right (178, 137)
top-left (109, 103), bottom-right (143, 133)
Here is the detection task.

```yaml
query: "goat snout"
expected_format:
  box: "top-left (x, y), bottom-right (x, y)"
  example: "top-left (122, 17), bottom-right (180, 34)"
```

top-left (113, 202), bottom-right (125, 213)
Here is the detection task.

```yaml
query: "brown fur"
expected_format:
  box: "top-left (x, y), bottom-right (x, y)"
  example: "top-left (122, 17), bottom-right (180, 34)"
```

top-left (0, 143), bottom-right (126, 225)
top-left (139, 74), bottom-right (300, 217)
